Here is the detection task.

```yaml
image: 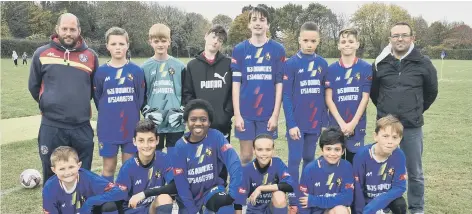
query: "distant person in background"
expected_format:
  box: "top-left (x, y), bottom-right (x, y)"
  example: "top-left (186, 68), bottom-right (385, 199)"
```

top-left (22, 52), bottom-right (28, 65)
top-left (126, 49), bottom-right (131, 61)
top-left (12, 50), bottom-right (18, 67)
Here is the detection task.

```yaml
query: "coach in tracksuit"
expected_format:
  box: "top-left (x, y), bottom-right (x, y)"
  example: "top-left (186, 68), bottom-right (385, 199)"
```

top-left (371, 22), bottom-right (438, 214)
top-left (28, 13), bottom-right (98, 182)
top-left (182, 25), bottom-right (233, 184)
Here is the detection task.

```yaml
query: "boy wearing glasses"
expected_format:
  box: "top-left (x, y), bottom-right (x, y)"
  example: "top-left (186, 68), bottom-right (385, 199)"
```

top-left (370, 22), bottom-right (438, 214)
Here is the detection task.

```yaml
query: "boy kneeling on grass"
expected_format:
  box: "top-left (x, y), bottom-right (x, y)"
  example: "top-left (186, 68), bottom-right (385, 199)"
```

top-left (116, 119), bottom-right (176, 214)
top-left (240, 133), bottom-right (295, 214)
top-left (353, 115), bottom-right (407, 214)
top-left (297, 127), bottom-right (354, 214)
top-left (43, 146), bottom-right (127, 214)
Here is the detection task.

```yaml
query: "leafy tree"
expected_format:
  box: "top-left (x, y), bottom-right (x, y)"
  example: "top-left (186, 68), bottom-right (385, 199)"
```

top-left (212, 14), bottom-right (232, 32)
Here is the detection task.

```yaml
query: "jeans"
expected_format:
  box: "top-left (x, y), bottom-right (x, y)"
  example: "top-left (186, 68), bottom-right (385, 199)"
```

top-left (399, 127), bottom-right (424, 213)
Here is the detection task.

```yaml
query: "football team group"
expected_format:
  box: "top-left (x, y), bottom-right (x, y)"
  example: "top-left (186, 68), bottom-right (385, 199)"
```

top-left (29, 5), bottom-right (437, 214)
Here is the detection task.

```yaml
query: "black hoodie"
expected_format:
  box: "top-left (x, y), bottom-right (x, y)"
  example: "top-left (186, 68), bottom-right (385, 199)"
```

top-left (28, 34), bottom-right (98, 128)
top-left (182, 51), bottom-right (233, 134)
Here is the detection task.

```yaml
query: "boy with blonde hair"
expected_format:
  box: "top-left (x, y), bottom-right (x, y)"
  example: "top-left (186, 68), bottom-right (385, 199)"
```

top-left (353, 115), bottom-right (407, 214)
top-left (42, 146), bottom-right (127, 213)
top-left (141, 23), bottom-right (186, 153)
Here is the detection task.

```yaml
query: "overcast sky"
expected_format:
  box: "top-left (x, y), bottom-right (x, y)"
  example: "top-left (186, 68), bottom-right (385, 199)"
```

top-left (158, 1), bottom-right (472, 27)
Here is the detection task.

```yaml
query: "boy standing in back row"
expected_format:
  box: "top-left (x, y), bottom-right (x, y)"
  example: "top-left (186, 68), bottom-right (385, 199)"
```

top-left (182, 25), bottom-right (233, 184)
top-left (93, 27), bottom-right (145, 182)
top-left (325, 28), bottom-right (372, 163)
top-left (282, 22), bottom-right (329, 211)
top-left (231, 6), bottom-right (286, 165)
top-left (141, 23), bottom-right (186, 154)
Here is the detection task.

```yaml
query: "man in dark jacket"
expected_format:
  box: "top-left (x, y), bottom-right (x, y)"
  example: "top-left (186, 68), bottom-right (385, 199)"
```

top-left (182, 25), bottom-right (233, 185)
top-left (28, 13), bottom-right (98, 182)
top-left (370, 22), bottom-right (438, 214)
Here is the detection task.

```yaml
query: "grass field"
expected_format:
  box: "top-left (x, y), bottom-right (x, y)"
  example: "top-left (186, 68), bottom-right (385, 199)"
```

top-left (1, 57), bottom-right (472, 213)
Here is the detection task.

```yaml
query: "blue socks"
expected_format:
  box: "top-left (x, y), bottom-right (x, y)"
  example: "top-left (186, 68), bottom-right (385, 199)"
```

top-left (272, 206), bottom-right (288, 214)
top-left (156, 204), bottom-right (173, 213)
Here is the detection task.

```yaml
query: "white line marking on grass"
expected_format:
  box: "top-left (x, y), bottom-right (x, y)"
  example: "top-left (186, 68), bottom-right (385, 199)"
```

top-left (455, 68), bottom-right (472, 72)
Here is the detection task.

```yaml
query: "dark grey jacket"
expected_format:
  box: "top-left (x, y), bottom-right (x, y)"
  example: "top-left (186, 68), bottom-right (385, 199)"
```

top-left (370, 48), bottom-right (438, 128)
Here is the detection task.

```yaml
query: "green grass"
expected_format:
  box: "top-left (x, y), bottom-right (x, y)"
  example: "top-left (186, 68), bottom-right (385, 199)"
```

top-left (1, 58), bottom-right (472, 213)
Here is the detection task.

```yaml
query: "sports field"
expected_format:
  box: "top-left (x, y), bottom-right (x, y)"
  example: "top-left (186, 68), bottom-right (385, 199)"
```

top-left (1, 58), bottom-right (471, 213)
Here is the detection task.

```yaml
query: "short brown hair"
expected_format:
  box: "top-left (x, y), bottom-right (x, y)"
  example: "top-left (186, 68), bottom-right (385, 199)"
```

top-left (300, 21), bottom-right (319, 33)
top-left (105, 27), bottom-right (129, 43)
top-left (248, 6), bottom-right (270, 24)
top-left (149, 23), bottom-right (171, 40)
top-left (50, 146), bottom-right (79, 167)
top-left (391, 22), bottom-right (413, 36)
top-left (375, 115), bottom-right (404, 137)
top-left (134, 119), bottom-right (158, 138)
top-left (338, 28), bottom-right (358, 40)
top-left (207, 25), bottom-right (227, 43)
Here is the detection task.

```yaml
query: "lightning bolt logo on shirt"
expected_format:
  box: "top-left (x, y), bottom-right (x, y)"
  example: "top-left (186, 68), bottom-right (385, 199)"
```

top-left (345, 68), bottom-right (353, 85)
top-left (308, 61), bottom-right (316, 77)
top-left (255, 48), bottom-right (264, 64)
top-left (115, 68), bottom-right (125, 85)
top-left (148, 166), bottom-right (154, 180)
top-left (326, 173), bottom-right (335, 190)
top-left (379, 163), bottom-right (388, 180)
top-left (262, 173), bottom-right (269, 185)
top-left (195, 144), bottom-right (206, 164)
top-left (159, 63), bottom-right (167, 77)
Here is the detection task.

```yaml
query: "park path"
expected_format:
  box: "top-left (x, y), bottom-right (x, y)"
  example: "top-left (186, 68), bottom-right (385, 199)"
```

top-left (0, 115), bottom-right (97, 145)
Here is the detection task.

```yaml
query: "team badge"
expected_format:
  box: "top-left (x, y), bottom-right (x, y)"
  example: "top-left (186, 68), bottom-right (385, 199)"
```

top-left (155, 170), bottom-right (161, 178)
top-left (355, 72), bottom-right (361, 80)
top-left (79, 54), bottom-right (88, 62)
top-left (265, 52), bottom-right (271, 61)
top-left (40, 145), bottom-right (48, 155)
top-left (336, 178), bottom-right (342, 186)
top-left (168, 67), bottom-right (175, 75)
top-left (388, 168), bottom-right (395, 176)
top-left (127, 73), bottom-right (133, 81)
top-left (205, 148), bottom-right (212, 157)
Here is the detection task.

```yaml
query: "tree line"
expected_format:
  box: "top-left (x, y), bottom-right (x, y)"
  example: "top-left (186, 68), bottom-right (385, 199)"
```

top-left (1, 2), bottom-right (471, 59)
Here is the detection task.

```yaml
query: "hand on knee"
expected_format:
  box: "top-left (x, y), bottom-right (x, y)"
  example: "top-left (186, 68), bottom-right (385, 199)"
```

top-left (271, 191), bottom-right (287, 208)
top-left (327, 205), bottom-right (349, 214)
